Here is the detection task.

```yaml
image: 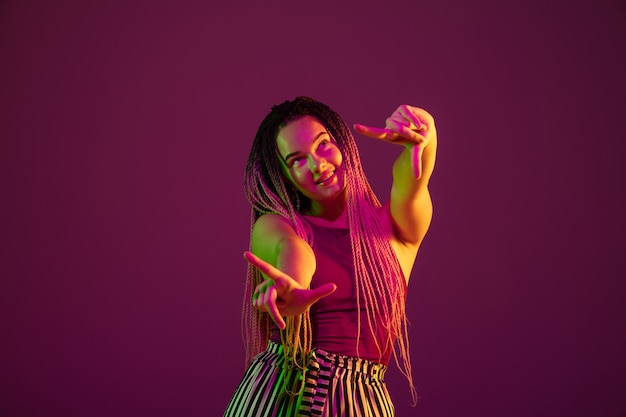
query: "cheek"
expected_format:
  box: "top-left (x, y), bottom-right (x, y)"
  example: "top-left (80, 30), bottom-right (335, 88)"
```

top-left (289, 167), bottom-right (310, 186)
top-left (331, 148), bottom-right (343, 167)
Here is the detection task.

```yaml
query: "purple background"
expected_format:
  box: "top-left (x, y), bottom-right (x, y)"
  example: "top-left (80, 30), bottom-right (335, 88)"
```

top-left (1, 1), bottom-right (625, 416)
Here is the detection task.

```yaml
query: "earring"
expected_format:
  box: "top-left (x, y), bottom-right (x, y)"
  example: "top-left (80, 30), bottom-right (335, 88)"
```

top-left (294, 191), bottom-right (301, 212)
top-left (289, 186), bottom-right (301, 212)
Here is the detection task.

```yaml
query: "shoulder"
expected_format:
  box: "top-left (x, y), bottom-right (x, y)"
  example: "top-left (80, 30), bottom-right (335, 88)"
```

top-left (251, 214), bottom-right (302, 258)
top-left (251, 214), bottom-right (314, 271)
top-left (252, 213), bottom-right (299, 238)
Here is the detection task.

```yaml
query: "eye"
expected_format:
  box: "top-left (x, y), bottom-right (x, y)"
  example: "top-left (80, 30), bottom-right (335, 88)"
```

top-left (291, 156), bottom-right (305, 167)
top-left (318, 138), bottom-right (330, 149)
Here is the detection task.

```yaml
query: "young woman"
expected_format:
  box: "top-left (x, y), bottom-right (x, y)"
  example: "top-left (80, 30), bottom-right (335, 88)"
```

top-left (224, 97), bottom-right (437, 416)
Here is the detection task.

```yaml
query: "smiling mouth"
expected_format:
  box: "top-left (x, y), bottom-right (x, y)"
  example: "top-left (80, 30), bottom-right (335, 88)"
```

top-left (315, 171), bottom-right (335, 185)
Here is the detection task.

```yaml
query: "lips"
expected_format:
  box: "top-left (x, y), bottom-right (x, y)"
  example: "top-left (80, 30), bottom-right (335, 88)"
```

top-left (315, 171), bottom-right (335, 185)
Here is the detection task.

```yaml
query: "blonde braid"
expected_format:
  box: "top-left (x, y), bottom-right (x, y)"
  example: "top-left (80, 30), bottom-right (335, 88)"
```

top-left (242, 105), bottom-right (314, 397)
top-left (241, 97), bottom-right (417, 405)
top-left (336, 118), bottom-right (417, 404)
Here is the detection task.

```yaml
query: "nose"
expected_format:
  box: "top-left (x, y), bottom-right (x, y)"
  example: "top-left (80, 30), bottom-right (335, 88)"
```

top-left (309, 155), bottom-right (327, 173)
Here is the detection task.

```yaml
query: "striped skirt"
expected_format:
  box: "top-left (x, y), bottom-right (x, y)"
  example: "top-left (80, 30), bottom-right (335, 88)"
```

top-left (224, 341), bottom-right (394, 416)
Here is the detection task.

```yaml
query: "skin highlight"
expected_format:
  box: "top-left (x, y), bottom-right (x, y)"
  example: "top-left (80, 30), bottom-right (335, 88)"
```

top-left (276, 116), bottom-right (347, 221)
top-left (239, 97), bottom-right (437, 406)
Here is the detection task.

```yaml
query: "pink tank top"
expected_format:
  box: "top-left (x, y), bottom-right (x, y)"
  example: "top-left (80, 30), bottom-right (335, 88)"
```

top-left (271, 220), bottom-right (394, 365)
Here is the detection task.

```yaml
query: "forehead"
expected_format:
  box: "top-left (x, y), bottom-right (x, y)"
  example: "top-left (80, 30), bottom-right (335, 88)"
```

top-left (276, 116), bottom-right (328, 155)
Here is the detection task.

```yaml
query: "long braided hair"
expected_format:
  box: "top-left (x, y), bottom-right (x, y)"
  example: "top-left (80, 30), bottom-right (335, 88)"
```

top-left (242, 96), bottom-right (416, 403)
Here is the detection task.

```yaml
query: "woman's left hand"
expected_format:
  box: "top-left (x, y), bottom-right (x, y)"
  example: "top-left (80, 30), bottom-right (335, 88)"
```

top-left (354, 105), bottom-right (436, 178)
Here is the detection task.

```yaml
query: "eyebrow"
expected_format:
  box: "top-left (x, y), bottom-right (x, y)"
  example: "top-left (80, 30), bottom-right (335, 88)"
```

top-left (281, 131), bottom-right (330, 163)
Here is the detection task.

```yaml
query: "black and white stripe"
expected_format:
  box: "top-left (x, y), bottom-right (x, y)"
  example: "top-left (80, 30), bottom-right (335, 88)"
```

top-left (224, 342), bottom-right (394, 417)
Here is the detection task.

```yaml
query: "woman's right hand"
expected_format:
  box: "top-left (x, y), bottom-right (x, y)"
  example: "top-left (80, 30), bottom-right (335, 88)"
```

top-left (245, 251), bottom-right (336, 330)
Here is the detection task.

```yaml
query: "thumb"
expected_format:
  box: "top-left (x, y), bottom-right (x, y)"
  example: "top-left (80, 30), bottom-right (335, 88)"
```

top-left (411, 145), bottom-right (423, 179)
top-left (308, 283), bottom-right (337, 303)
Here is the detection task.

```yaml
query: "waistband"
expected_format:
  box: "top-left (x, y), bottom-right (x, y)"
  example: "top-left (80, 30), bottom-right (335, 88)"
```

top-left (265, 341), bottom-right (390, 415)
top-left (266, 340), bottom-right (388, 381)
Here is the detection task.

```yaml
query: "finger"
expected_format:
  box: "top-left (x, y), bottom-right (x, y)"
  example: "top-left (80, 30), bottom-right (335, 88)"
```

top-left (254, 284), bottom-right (268, 310)
top-left (411, 145), bottom-right (423, 179)
top-left (253, 291), bottom-right (267, 311)
top-left (252, 278), bottom-right (273, 302)
top-left (244, 251), bottom-right (288, 283)
top-left (404, 106), bottom-right (435, 127)
top-left (308, 283), bottom-right (337, 304)
top-left (354, 123), bottom-right (393, 139)
top-left (385, 119), bottom-right (425, 143)
top-left (353, 124), bottom-right (397, 140)
top-left (396, 105), bottom-right (424, 130)
top-left (264, 286), bottom-right (286, 330)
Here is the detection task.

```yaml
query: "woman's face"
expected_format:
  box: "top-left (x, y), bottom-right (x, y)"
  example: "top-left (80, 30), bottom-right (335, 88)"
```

top-left (276, 115), bottom-right (346, 206)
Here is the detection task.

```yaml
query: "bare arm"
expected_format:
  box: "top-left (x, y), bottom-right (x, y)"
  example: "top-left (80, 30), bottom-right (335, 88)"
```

top-left (251, 214), bottom-right (316, 287)
top-left (355, 105), bottom-right (437, 246)
top-left (248, 214), bottom-right (336, 329)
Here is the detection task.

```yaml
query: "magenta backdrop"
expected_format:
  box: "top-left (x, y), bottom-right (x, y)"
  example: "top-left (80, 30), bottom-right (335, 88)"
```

top-left (1, 1), bottom-right (625, 416)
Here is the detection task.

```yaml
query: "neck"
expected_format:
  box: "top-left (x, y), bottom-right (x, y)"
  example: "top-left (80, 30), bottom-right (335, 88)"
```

top-left (304, 191), bottom-right (348, 227)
